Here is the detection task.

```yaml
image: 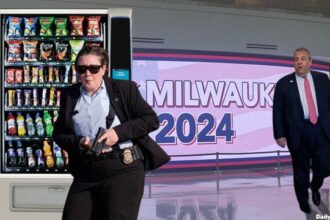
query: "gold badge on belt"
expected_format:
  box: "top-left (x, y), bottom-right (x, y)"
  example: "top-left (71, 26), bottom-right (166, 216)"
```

top-left (122, 148), bottom-right (134, 164)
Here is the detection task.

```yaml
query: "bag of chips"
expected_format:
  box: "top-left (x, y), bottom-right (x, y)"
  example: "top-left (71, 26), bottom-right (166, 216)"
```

top-left (6, 68), bottom-right (16, 84)
top-left (69, 40), bottom-right (84, 61)
top-left (40, 42), bottom-right (54, 61)
top-left (7, 90), bottom-right (16, 107)
top-left (55, 42), bottom-right (69, 61)
top-left (48, 66), bottom-right (54, 83)
top-left (24, 65), bottom-right (30, 83)
top-left (15, 69), bottom-right (23, 83)
top-left (86, 16), bottom-right (101, 36)
top-left (54, 67), bottom-right (60, 83)
top-left (7, 40), bottom-right (22, 62)
top-left (16, 89), bottom-right (23, 106)
top-left (55, 18), bottom-right (68, 36)
top-left (38, 66), bottom-right (44, 83)
top-left (24, 90), bottom-right (32, 106)
top-left (23, 40), bottom-right (38, 62)
top-left (70, 16), bottom-right (84, 36)
top-left (40, 17), bottom-right (54, 37)
top-left (31, 67), bottom-right (38, 83)
top-left (24, 17), bottom-right (38, 36)
top-left (7, 16), bottom-right (22, 37)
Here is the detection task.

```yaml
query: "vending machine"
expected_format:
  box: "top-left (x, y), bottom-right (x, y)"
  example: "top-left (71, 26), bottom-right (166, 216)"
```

top-left (0, 8), bottom-right (132, 220)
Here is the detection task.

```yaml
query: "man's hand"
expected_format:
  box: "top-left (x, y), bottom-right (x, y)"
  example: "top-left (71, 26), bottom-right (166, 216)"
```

top-left (276, 137), bottom-right (287, 148)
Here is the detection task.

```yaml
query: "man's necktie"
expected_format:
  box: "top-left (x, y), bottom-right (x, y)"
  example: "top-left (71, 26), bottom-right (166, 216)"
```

top-left (303, 76), bottom-right (318, 124)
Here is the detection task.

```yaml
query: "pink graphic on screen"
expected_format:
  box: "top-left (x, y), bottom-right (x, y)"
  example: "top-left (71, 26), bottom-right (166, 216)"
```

top-left (132, 52), bottom-right (329, 161)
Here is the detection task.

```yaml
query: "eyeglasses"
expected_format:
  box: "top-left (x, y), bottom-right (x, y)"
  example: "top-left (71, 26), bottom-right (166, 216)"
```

top-left (76, 65), bottom-right (102, 74)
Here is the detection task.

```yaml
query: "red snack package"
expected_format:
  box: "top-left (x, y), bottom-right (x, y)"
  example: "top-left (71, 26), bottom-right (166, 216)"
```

top-left (15, 69), bottom-right (23, 83)
top-left (6, 68), bottom-right (16, 83)
top-left (86, 16), bottom-right (101, 36)
top-left (70, 16), bottom-right (84, 36)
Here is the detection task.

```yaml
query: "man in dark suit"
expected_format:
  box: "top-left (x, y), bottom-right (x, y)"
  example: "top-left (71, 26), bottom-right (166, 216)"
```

top-left (54, 46), bottom-right (169, 220)
top-left (273, 47), bottom-right (330, 213)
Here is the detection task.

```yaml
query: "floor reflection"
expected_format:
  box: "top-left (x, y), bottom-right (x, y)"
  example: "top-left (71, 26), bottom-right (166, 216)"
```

top-left (139, 166), bottom-right (330, 220)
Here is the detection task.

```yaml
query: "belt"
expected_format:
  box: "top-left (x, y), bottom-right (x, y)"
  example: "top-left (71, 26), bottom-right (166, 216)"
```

top-left (84, 144), bottom-right (144, 164)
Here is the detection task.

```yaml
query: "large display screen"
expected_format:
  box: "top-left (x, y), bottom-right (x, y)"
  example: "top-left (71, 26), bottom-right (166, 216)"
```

top-left (132, 49), bottom-right (329, 166)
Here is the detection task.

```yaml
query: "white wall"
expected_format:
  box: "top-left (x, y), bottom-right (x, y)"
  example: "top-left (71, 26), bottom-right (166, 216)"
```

top-left (0, 0), bottom-right (329, 61)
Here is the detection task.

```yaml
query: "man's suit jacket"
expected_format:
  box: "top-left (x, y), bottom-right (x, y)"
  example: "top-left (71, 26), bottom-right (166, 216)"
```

top-left (273, 71), bottom-right (330, 149)
top-left (53, 78), bottom-right (170, 178)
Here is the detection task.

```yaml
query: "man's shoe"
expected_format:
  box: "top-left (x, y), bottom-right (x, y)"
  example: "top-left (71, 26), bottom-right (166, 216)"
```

top-left (312, 189), bottom-right (321, 206)
top-left (299, 202), bottom-right (311, 214)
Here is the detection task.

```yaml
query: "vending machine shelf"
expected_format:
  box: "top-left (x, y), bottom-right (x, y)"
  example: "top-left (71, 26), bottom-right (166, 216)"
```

top-left (4, 83), bottom-right (70, 88)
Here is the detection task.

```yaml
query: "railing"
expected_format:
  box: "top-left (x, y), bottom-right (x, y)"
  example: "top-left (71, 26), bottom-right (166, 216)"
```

top-left (159, 150), bottom-right (290, 172)
top-left (145, 150), bottom-right (291, 198)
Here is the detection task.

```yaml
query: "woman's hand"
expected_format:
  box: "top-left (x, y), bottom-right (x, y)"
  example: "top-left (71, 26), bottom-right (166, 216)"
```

top-left (79, 136), bottom-right (92, 150)
top-left (98, 128), bottom-right (119, 153)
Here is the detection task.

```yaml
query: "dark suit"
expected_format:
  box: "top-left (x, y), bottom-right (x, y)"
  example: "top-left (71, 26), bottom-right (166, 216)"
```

top-left (273, 71), bottom-right (330, 206)
top-left (54, 78), bottom-right (169, 220)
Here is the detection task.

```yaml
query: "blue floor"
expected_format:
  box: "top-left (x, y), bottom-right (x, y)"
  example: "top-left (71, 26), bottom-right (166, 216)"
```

top-left (138, 166), bottom-right (330, 220)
